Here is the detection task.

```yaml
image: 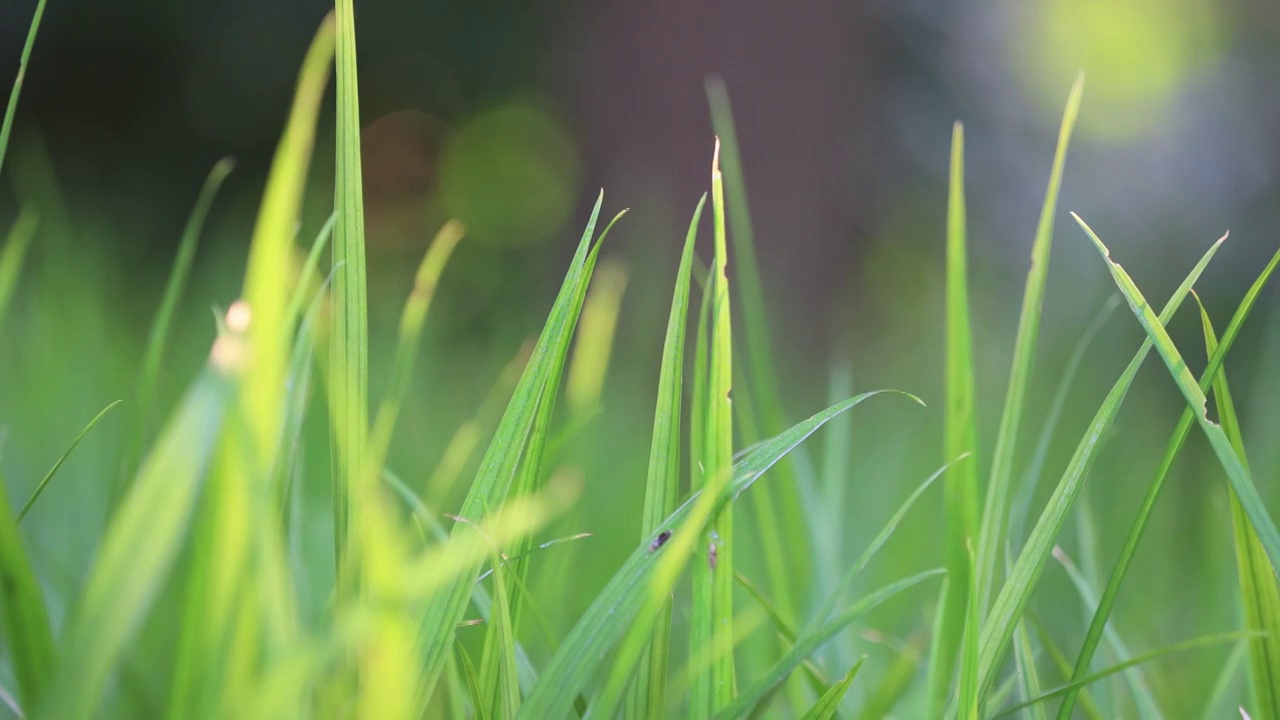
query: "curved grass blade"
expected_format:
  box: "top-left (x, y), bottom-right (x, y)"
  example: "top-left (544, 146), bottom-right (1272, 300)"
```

top-left (283, 212), bottom-right (336, 330)
top-left (565, 258), bottom-right (629, 415)
top-left (520, 391), bottom-right (921, 720)
top-left (39, 359), bottom-right (234, 720)
top-left (732, 573), bottom-right (828, 691)
top-left (974, 228), bottom-right (1225, 707)
top-left (625, 193), bottom-right (706, 719)
top-left (1030, 616), bottom-right (1104, 720)
top-left (1197, 295), bottom-right (1280, 719)
top-left (416, 192), bottom-right (608, 696)
top-left (931, 121), bottom-right (980, 717)
top-left (0, 0), bottom-right (47, 177)
top-left (713, 569), bottom-right (945, 720)
top-left (973, 73), bottom-right (1085, 625)
top-left (18, 399), bottom-right (122, 522)
top-left (0, 207), bottom-right (37, 329)
top-left (799, 657), bottom-right (865, 720)
top-left (996, 632), bottom-right (1257, 718)
top-left (0, 468), bottom-right (54, 712)
top-left (1057, 236), bottom-right (1280, 720)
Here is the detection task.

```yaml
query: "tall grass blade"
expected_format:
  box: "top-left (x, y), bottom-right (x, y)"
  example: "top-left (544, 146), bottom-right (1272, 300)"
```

top-left (1197, 295), bottom-right (1280, 720)
top-left (714, 569), bottom-right (945, 720)
top-left (565, 258), bottom-right (629, 416)
top-left (0, 207), bottom-right (37, 329)
top-left (974, 229), bottom-right (1225, 707)
top-left (0, 0), bottom-right (47, 177)
top-left (330, 0), bottom-right (369, 571)
top-left (18, 399), bottom-right (121, 523)
top-left (625, 193), bottom-right (705, 719)
top-left (0, 468), bottom-right (54, 712)
top-left (973, 74), bottom-right (1085, 618)
top-left (798, 657), bottom-right (865, 720)
top-left (690, 139), bottom-right (736, 719)
top-left (1057, 237), bottom-right (1280, 720)
top-left (416, 192), bottom-right (608, 695)
top-left (521, 391), bottom-right (919, 720)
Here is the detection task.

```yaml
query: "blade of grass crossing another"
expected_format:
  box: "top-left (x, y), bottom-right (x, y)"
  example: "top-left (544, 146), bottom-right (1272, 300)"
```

top-left (799, 658), bottom-right (865, 720)
top-left (931, 120), bottom-right (981, 717)
top-left (1056, 238), bottom-right (1280, 720)
top-left (973, 74), bottom-right (1085, 619)
top-left (1198, 295), bottom-right (1280, 719)
top-left (973, 229), bottom-right (1225, 707)
top-left (0, 468), bottom-right (55, 712)
top-left (625, 193), bottom-right (705, 719)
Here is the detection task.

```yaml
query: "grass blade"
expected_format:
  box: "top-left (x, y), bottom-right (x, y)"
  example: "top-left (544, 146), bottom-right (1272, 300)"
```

top-left (0, 207), bottom-right (37, 329)
top-left (974, 229), bottom-right (1225, 707)
top-left (1074, 216), bottom-right (1280, 619)
top-left (690, 139), bottom-right (736, 719)
top-left (798, 657), bottom-right (865, 720)
top-left (565, 258), bottom-right (629, 416)
top-left (1200, 641), bottom-right (1249, 720)
top-left (0, 468), bottom-right (54, 712)
top-left (996, 632), bottom-right (1256, 718)
top-left (973, 74), bottom-right (1085, 621)
top-left (1057, 237), bottom-right (1280, 719)
top-left (931, 120), bottom-right (981, 716)
top-left (625, 193), bottom-right (706, 719)
top-left (18, 399), bottom-right (122, 523)
top-left (521, 391), bottom-right (920, 720)
top-left (0, 0), bottom-right (47, 177)
top-left (1197, 294), bottom-right (1280, 719)
top-left (713, 569), bottom-right (945, 720)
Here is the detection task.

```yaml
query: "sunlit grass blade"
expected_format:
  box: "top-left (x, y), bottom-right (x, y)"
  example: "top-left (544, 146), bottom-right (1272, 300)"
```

top-left (1057, 237), bottom-right (1280, 720)
top-left (995, 632), bottom-right (1256, 718)
top-left (1197, 293), bottom-right (1280, 719)
top-left (0, 0), bottom-right (47, 176)
top-left (565, 257), bottom-right (629, 416)
top-left (330, 0), bottom-right (369, 575)
top-left (1074, 215), bottom-right (1280, 618)
top-left (520, 390), bottom-right (920, 720)
top-left (1052, 547), bottom-right (1159, 715)
top-left (625, 193), bottom-right (705, 719)
top-left (18, 399), bottom-right (121, 522)
top-left (133, 158), bottom-right (235, 454)
top-left (931, 120), bottom-right (981, 717)
top-left (283, 212), bottom-right (336, 332)
top-left (690, 139), bottom-right (736, 719)
top-left (458, 643), bottom-right (487, 720)
top-left (416, 192), bottom-right (608, 696)
top-left (39, 357), bottom-right (234, 720)
top-left (478, 544), bottom-right (520, 719)
top-left (707, 79), bottom-right (808, 677)
top-left (0, 207), bottom-right (37, 329)
top-left (973, 74), bottom-right (1085, 621)
top-left (974, 229), bottom-right (1224, 708)
top-left (714, 569), bottom-right (945, 720)
top-left (0, 468), bottom-right (54, 712)
top-left (798, 657), bottom-right (864, 720)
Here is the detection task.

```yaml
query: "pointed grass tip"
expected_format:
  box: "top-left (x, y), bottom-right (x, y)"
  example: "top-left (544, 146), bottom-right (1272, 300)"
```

top-left (712, 136), bottom-right (721, 178)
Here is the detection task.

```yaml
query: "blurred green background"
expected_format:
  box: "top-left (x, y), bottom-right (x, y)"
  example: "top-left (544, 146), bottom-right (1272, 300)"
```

top-left (3, 0), bottom-right (1280, 712)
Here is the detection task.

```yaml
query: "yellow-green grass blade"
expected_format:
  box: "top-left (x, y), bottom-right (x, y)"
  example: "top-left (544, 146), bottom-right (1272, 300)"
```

top-left (996, 632), bottom-right (1257, 718)
top-left (0, 207), bottom-right (37, 330)
top-left (1031, 616), bottom-right (1105, 720)
top-left (0, 468), bottom-right (54, 712)
top-left (973, 74), bottom-right (1085, 620)
top-left (690, 139), bottom-right (736, 719)
top-left (38, 357), bottom-right (235, 720)
top-left (132, 158), bottom-right (235, 477)
top-left (1198, 295), bottom-right (1280, 719)
top-left (931, 121), bottom-right (981, 718)
top-left (626, 193), bottom-right (706, 720)
top-left (330, 0), bottom-right (368, 573)
top-left (1057, 236), bottom-right (1280, 720)
top-left (458, 643), bottom-right (488, 720)
top-left (959, 540), bottom-right (981, 719)
top-left (798, 657), bottom-right (864, 720)
top-left (706, 80), bottom-right (808, 673)
top-left (1053, 547), bottom-right (1159, 715)
top-left (282, 212), bottom-right (336, 335)
top-left (973, 228), bottom-right (1225, 709)
top-left (566, 257), bottom-right (629, 416)
top-left (0, 0), bottom-right (47, 177)
top-left (519, 390), bottom-right (919, 720)
top-left (732, 573), bottom-right (828, 691)
top-left (415, 192), bottom-right (608, 696)
top-left (479, 544), bottom-right (521, 720)
top-left (18, 399), bottom-right (121, 523)
top-left (713, 569), bottom-right (945, 720)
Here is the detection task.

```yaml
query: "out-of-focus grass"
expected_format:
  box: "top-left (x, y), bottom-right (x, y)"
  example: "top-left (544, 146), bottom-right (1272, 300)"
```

top-left (2, 4), bottom-right (1280, 720)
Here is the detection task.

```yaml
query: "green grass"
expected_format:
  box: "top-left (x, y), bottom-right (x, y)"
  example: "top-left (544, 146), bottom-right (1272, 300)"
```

top-left (5, 5), bottom-right (1280, 720)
